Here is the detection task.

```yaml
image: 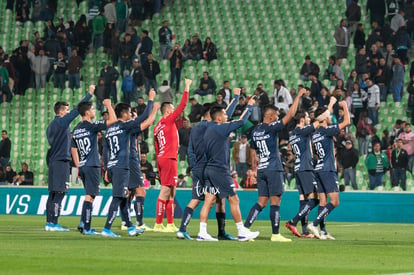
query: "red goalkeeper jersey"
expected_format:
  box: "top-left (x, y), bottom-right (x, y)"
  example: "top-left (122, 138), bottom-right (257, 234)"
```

top-left (154, 91), bottom-right (189, 159)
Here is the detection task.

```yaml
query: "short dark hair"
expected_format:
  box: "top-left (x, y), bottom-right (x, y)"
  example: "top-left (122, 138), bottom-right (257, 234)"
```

top-left (202, 103), bottom-right (212, 117)
top-left (161, 102), bottom-right (172, 114)
top-left (1, 130), bottom-right (7, 135)
top-left (263, 104), bottom-right (278, 116)
top-left (101, 111), bottom-right (109, 116)
top-left (294, 110), bottom-right (307, 123)
top-left (77, 101), bottom-right (93, 116)
top-left (224, 80), bottom-right (229, 84)
top-left (115, 103), bottom-right (131, 118)
top-left (314, 107), bottom-right (328, 118)
top-left (210, 106), bottom-right (225, 121)
top-left (54, 101), bottom-right (69, 114)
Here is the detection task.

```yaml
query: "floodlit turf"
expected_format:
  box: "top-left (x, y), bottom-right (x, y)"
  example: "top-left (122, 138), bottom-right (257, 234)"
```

top-left (0, 216), bottom-right (413, 274)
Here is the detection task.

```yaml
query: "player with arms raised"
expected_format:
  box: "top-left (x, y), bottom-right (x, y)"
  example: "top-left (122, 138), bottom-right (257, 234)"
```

top-left (243, 88), bottom-right (305, 242)
top-left (45, 85), bottom-right (94, 232)
top-left (197, 92), bottom-right (259, 242)
top-left (71, 98), bottom-right (117, 235)
top-left (102, 90), bottom-right (157, 237)
top-left (177, 89), bottom-right (241, 240)
top-left (307, 100), bottom-right (350, 239)
top-left (153, 78), bottom-right (191, 232)
top-left (285, 97), bottom-right (336, 238)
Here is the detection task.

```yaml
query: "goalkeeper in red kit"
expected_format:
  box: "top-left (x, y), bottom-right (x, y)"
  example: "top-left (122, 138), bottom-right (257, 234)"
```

top-left (153, 78), bottom-right (192, 232)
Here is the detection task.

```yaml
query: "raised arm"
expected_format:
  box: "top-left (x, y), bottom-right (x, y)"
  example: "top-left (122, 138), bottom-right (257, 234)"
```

top-left (223, 96), bottom-right (255, 134)
top-left (59, 85), bottom-right (94, 127)
top-left (103, 99), bottom-right (117, 126)
top-left (327, 96), bottom-right (337, 114)
top-left (167, 78), bottom-right (191, 122)
top-left (135, 89), bottom-right (155, 124)
top-left (282, 88), bottom-right (305, 125)
top-left (225, 88), bottom-right (240, 118)
top-left (338, 101), bottom-right (351, 130)
top-left (140, 102), bottom-right (160, 131)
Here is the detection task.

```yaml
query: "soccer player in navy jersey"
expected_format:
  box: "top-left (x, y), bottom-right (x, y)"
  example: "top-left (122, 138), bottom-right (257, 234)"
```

top-left (307, 100), bottom-right (350, 240)
top-left (45, 85), bottom-right (94, 232)
top-left (153, 79), bottom-right (191, 233)
top-left (101, 90), bottom-right (158, 237)
top-left (243, 88), bottom-right (305, 242)
top-left (71, 98), bottom-right (117, 235)
top-left (197, 90), bottom-right (259, 242)
top-left (120, 105), bottom-right (159, 232)
top-left (285, 97), bottom-right (336, 238)
top-left (177, 88), bottom-right (241, 241)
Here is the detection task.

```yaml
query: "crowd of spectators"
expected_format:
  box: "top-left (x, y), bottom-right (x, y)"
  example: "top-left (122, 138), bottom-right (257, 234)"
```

top-left (2, 0), bottom-right (414, 191)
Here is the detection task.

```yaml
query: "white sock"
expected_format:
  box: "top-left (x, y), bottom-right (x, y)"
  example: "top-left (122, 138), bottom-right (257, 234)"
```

top-left (200, 222), bottom-right (207, 234)
top-left (236, 222), bottom-right (244, 234)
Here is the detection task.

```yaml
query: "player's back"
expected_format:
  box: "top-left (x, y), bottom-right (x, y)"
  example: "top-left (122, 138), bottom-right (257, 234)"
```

top-left (47, 116), bottom-right (72, 162)
top-left (204, 123), bottom-right (231, 169)
top-left (250, 121), bottom-right (284, 171)
top-left (105, 121), bottom-right (131, 169)
top-left (312, 125), bottom-right (339, 172)
top-left (189, 120), bottom-right (210, 170)
top-left (154, 116), bottom-right (179, 159)
top-left (289, 125), bottom-right (315, 172)
top-left (72, 120), bottom-right (106, 167)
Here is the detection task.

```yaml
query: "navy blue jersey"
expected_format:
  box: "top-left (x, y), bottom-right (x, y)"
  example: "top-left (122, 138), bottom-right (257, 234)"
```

top-left (204, 106), bottom-right (252, 169)
top-left (72, 120), bottom-right (107, 167)
top-left (188, 120), bottom-right (211, 171)
top-left (105, 101), bottom-right (153, 169)
top-left (250, 120), bottom-right (284, 171)
top-left (47, 93), bottom-right (92, 162)
top-left (188, 96), bottom-right (240, 171)
top-left (312, 124), bottom-right (340, 172)
top-left (289, 125), bottom-right (315, 172)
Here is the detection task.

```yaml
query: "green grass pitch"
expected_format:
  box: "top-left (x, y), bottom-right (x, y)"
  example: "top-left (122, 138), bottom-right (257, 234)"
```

top-left (0, 215), bottom-right (413, 274)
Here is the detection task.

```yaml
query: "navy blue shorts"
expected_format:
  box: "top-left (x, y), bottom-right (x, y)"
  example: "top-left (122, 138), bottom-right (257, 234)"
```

top-left (256, 170), bottom-right (284, 197)
top-left (316, 171), bottom-right (339, 194)
top-left (204, 166), bottom-right (235, 199)
top-left (129, 158), bottom-right (144, 189)
top-left (79, 166), bottom-right (100, 196)
top-left (191, 168), bottom-right (205, 201)
top-left (295, 171), bottom-right (317, 195)
top-left (108, 168), bottom-right (129, 198)
top-left (48, 160), bottom-right (70, 192)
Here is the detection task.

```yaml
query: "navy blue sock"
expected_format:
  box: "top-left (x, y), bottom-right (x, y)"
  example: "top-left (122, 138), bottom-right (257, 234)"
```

top-left (290, 200), bottom-right (308, 226)
top-left (83, 201), bottom-right (93, 231)
top-left (120, 198), bottom-right (133, 227)
top-left (216, 212), bottom-right (226, 236)
top-left (244, 203), bottom-right (263, 228)
top-left (316, 206), bottom-right (326, 231)
top-left (46, 192), bottom-right (54, 223)
top-left (301, 199), bottom-right (319, 233)
top-left (179, 206), bottom-right (194, 232)
top-left (119, 197), bottom-right (130, 224)
top-left (51, 193), bottom-right (65, 224)
top-left (104, 197), bottom-right (122, 230)
top-left (270, 205), bottom-right (280, 234)
top-left (313, 203), bottom-right (335, 227)
top-left (134, 196), bottom-right (145, 226)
